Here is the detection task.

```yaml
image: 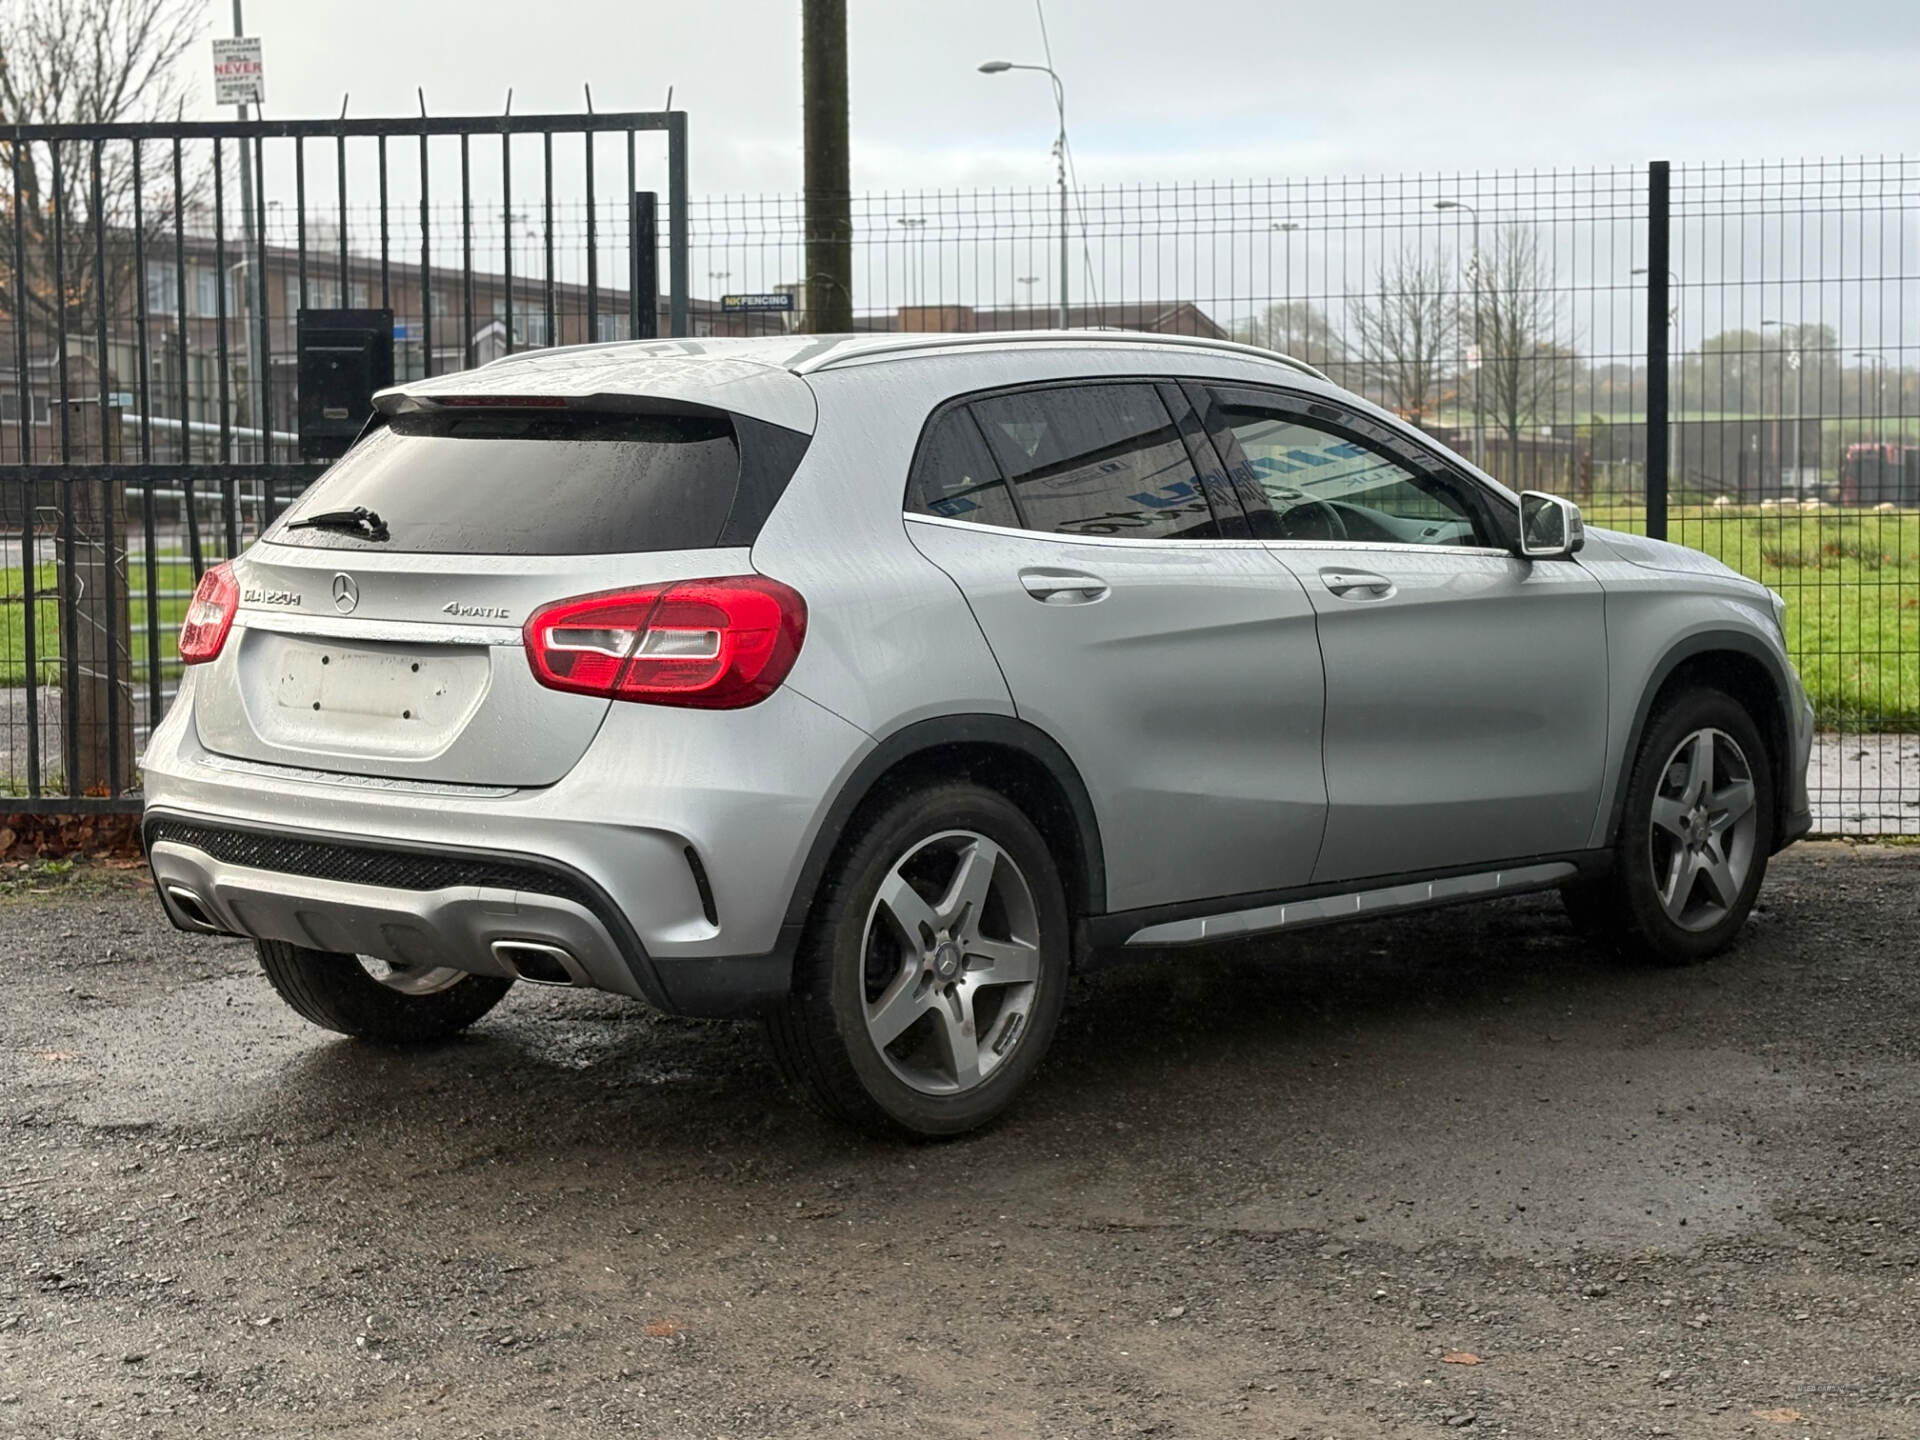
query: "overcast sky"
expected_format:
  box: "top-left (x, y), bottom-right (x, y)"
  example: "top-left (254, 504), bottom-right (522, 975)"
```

top-left (232, 0), bottom-right (1913, 195)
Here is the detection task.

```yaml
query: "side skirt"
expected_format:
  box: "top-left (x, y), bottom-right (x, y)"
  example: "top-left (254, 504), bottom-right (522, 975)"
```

top-left (1086, 851), bottom-right (1608, 955)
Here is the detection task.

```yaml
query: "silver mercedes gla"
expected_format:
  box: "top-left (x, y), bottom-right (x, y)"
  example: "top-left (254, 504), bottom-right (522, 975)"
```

top-left (142, 332), bottom-right (1813, 1137)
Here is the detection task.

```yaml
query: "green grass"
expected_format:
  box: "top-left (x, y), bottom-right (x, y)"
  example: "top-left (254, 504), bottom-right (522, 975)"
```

top-left (1584, 502), bottom-right (1920, 730)
top-left (0, 559), bottom-right (195, 688)
top-left (0, 522), bottom-right (1913, 732)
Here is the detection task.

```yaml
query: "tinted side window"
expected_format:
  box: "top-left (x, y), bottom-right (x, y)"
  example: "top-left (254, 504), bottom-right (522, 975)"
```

top-left (907, 407), bottom-right (1022, 529)
top-left (1218, 405), bottom-right (1484, 547)
top-left (971, 383), bottom-right (1220, 539)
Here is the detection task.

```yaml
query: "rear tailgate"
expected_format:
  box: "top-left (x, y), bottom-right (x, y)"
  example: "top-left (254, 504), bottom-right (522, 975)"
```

top-left (189, 393), bottom-right (811, 787)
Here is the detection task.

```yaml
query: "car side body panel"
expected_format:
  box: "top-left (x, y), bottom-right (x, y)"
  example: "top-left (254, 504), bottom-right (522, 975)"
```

top-left (1575, 528), bottom-right (1812, 851)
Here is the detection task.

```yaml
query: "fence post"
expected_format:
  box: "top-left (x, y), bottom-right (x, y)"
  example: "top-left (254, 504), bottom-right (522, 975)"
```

top-left (56, 398), bottom-right (134, 798)
top-left (631, 191), bottom-right (659, 340)
top-left (1645, 159), bottom-right (1670, 542)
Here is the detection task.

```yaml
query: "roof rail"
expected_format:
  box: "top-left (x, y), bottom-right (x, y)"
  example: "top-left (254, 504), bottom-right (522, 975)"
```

top-left (792, 329), bottom-right (1331, 383)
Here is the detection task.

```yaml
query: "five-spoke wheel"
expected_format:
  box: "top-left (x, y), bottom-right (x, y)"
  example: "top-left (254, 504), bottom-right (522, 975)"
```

top-left (766, 783), bottom-right (1069, 1137)
top-left (1566, 686), bottom-right (1774, 965)
top-left (861, 830), bottom-right (1043, 1095)
top-left (1648, 726), bottom-right (1759, 932)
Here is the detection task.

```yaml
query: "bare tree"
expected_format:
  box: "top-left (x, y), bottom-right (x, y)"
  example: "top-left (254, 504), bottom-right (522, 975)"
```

top-left (1236, 299), bottom-right (1347, 373)
top-left (1351, 248), bottom-right (1456, 428)
top-left (0, 0), bottom-right (209, 333)
top-left (1468, 224), bottom-right (1576, 452)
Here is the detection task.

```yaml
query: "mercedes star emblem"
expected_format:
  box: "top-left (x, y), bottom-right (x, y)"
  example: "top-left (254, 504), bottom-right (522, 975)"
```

top-left (331, 573), bottom-right (359, 615)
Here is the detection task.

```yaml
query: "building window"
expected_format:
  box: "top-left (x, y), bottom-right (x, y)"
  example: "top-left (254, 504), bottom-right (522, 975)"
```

top-left (596, 313), bottom-right (630, 342)
top-left (145, 261), bottom-right (178, 315)
top-left (430, 289), bottom-right (451, 317)
top-left (349, 281), bottom-right (371, 308)
top-left (520, 313), bottom-right (550, 346)
top-left (192, 266), bottom-right (220, 318)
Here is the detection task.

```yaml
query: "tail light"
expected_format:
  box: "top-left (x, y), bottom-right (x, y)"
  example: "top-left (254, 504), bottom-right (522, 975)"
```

top-left (178, 561), bottom-right (239, 664)
top-left (524, 575), bottom-right (807, 709)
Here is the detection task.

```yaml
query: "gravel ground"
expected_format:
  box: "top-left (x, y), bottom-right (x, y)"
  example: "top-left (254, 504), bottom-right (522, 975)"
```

top-left (1, 843), bottom-right (1918, 1439)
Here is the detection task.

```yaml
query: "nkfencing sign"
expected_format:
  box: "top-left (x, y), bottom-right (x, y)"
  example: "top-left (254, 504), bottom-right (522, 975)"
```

top-left (721, 293), bottom-right (794, 313)
top-left (212, 37), bottom-right (265, 105)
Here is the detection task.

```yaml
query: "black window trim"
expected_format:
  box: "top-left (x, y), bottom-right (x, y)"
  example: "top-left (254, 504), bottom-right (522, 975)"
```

top-left (902, 375), bottom-right (1246, 545)
top-left (1183, 379), bottom-right (1522, 553)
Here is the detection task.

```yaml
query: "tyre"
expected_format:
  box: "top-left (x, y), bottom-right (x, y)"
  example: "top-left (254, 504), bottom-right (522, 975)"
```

top-left (766, 782), bottom-right (1071, 1138)
top-left (256, 940), bottom-right (514, 1043)
top-left (1581, 687), bottom-right (1774, 964)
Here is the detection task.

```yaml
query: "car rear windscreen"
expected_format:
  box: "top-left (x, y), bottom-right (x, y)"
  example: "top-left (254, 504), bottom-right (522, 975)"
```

top-left (269, 409), bottom-right (744, 555)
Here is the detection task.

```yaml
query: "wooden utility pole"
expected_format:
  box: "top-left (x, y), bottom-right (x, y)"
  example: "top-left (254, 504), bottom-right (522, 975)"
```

top-left (802, 0), bottom-right (852, 333)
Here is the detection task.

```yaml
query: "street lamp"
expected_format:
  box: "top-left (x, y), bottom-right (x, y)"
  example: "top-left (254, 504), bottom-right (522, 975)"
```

top-left (979, 58), bottom-right (1070, 330)
top-left (1762, 320), bottom-right (1808, 495)
top-left (896, 217), bottom-right (927, 310)
top-left (1435, 199), bottom-right (1484, 468)
top-left (1855, 349), bottom-right (1888, 491)
top-left (1631, 267), bottom-right (1683, 349)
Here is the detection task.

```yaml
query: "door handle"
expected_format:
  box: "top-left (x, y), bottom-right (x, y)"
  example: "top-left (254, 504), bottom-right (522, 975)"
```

top-left (1020, 568), bottom-right (1111, 605)
top-left (1320, 569), bottom-right (1395, 600)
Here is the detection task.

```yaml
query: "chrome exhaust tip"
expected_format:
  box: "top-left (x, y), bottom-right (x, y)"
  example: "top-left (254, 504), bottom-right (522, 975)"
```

top-left (490, 940), bottom-right (586, 987)
top-left (164, 885), bottom-right (224, 933)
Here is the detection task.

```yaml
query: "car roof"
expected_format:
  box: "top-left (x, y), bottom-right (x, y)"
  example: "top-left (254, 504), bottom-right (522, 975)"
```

top-left (378, 330), bottom-right (1330, 435)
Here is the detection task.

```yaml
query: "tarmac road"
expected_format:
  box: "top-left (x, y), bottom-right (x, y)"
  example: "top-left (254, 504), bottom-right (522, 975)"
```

top-left (1, 842), bottom-right (1917, 1438)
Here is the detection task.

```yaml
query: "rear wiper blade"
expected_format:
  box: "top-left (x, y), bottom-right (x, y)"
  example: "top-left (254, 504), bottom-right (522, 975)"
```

top-left (285, 506), bottom-right (390, 542)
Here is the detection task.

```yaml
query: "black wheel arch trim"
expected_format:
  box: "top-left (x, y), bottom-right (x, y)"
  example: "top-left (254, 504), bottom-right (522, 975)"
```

top-left (779, 713), bottom-right (1108, 937)
top-left (1607, 629), bottom-right (1799, 850)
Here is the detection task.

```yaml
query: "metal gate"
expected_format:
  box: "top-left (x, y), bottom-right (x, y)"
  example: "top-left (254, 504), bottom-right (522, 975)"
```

top-left (0, 109), bottom-right (689, 809)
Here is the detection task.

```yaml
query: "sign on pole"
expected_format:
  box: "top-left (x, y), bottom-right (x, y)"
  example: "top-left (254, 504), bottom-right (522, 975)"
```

top-left (212, 37), bottom-right (265, 106)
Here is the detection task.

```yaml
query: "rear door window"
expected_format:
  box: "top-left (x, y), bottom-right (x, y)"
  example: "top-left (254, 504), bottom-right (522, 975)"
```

top-left (906, 407), bottom-right (1022, 529)
top-left (969, 383), bottom-right (1223, 539)
top-left (270, 409), bottom-right (751, 555)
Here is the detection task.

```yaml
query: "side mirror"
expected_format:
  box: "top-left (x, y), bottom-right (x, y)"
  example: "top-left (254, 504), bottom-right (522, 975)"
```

top-left (1517, 490), bottom-right (1584, 559)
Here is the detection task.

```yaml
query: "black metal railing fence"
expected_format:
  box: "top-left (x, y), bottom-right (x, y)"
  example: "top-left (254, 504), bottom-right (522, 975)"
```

top-left (0, 138), bottom-right (1913, 835)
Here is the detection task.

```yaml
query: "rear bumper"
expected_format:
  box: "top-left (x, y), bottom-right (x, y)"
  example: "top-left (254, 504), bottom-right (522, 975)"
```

top-left (139, 675), bottom-right (875, 1016)
top-left (144, 810), bottom-right (808, 1018)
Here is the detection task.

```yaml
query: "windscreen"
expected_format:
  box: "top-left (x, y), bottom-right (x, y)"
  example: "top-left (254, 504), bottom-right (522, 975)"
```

top-left (268, 409), bottom-right (741, 555)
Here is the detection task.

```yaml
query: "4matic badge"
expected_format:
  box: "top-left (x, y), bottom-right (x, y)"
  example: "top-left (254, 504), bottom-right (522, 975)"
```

top-left (443, 600), bottom-right (511, 620)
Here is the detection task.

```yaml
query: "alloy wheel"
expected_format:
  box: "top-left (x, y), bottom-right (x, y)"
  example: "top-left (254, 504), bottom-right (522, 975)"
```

top-left (359, 957), bottom-right (469, 996)
top-left (1648, 726), bottom-right (1759, 933)
top-left (859, 829), bottom-right (1042, 1096)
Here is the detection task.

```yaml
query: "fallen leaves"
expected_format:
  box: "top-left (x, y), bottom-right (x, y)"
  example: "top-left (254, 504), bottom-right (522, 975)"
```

top-left (642, 1319), bottom-right (680, 1338)
top-left (1441, 1352), bottom-right (1483, 1366)
top-left (0, 812), bottom-right (143, 861)
top-left (1752, 1409), bottom-right (1806, 1424)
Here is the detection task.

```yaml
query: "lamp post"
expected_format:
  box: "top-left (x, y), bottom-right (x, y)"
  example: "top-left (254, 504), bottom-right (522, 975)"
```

top-left (1631, 266), bottom-right (1682, 346)
top-left (979, 59), bottom-right (1069, 330)
top-left (1267, 222), bottom-right (1299, 351)
top-left (896, 217), bottom-right (926, 311)
top-left (1435, 199), bottom-right (1483, 468)
top-left (1854, 349), bottom-right (1887, 498)
top-left (1763, 320), bottom-right (1807, 494)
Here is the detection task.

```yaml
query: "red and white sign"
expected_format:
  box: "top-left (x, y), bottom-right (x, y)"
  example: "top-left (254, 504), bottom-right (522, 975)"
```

top-left (212, 37), bottom-right (264, 106)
